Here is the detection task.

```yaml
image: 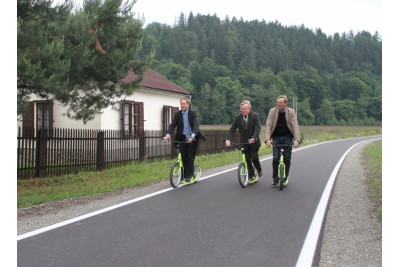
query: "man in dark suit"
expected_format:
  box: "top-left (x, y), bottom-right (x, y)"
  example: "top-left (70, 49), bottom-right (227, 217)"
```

top-left (163, 97), bottom-right (205, 183)
top-left (225, 100), bottom-right (263, 181)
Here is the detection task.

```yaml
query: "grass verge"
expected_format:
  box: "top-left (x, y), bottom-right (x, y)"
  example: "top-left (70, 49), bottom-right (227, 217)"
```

top-left (362, 140), bottom-right (382, 222)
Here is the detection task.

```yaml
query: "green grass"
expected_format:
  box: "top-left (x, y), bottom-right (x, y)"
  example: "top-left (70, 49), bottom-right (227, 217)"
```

top-left (18, 125), bottom-right (381, 208)
top-left (362, 140), bottom-right (382, 222)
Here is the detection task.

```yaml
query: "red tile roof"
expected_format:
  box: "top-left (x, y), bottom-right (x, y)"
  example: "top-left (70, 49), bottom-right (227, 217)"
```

top-left (121, 68), bottom-right (190, 95)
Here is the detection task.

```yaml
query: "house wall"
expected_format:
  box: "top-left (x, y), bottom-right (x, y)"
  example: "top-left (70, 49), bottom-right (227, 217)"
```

top-left (139, 88), bottom-right (183, 131)
top-left (100, 88), bottom-right (184, 131)
top-left (16, 95), bottom-right (101, 130)
top-left (54, 104), bottom-right (101, 129)
top-left (17, 89), bottom-right (185, 131)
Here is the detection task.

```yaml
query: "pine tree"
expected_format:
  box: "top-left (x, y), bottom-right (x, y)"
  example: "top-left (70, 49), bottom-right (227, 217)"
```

top-left (17, 0), bottom-right (154, 123)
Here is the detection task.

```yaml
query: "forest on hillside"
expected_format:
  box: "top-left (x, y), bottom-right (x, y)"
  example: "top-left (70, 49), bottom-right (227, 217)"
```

top-left (139, 13), bottom-right (382, 125)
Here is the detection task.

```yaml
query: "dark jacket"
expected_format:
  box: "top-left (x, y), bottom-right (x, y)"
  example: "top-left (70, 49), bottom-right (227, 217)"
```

top-left (166, 109), bottom-right (206, 141)
top-left (226, 111), bottom-right (261, 147)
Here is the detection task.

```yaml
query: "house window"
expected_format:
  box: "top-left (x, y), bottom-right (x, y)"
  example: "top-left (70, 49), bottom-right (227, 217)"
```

top-left (122, 102), bottom-right (136, 135)
top-left (121, 101), bottom-right (144, 136)
top-left (162, 105), bottom-right (179, 134)
top-left (22, 101), bottom-right (53, 131)
top-left (36, 102), bottom-right (51, 129)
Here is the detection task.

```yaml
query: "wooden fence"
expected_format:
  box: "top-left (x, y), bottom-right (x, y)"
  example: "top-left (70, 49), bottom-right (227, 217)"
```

top-left (17, 127), bottom-right (237, 179)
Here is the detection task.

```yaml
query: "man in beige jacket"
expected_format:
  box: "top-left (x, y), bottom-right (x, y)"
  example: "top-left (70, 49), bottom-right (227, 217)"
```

top-left (265, 95), bottom-right (300, 185)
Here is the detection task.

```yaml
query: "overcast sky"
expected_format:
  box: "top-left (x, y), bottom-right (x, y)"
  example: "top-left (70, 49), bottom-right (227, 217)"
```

top-left (132, 0), bottom-right (382, 36)
top-left (62, 0), bottom-right (383, 36)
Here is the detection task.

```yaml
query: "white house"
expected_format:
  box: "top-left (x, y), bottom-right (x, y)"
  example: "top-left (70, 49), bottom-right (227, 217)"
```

top-left (18, 68), bottom-right (190, 134)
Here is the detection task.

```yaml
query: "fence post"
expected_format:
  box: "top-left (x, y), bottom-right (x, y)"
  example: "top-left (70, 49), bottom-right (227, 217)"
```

top-left (35, 129), bottom-right (41, 177)
top-left (138, 131), bottom-right (145, 160)
top-left (35, 129), bottom-right (47, 177)
top-left (96, 131), bottom-right (105, 171)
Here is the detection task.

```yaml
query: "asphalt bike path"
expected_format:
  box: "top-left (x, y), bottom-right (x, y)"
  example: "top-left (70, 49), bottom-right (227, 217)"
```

top-left (18, 136), bottom-right (379, 267)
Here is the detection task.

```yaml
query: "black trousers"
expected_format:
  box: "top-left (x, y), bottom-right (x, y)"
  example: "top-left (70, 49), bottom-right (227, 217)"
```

top-left (180, 136), bottom-right (199, 179)
top-left (272, 135), bottom-right (293, 179)
top-left (244, 143), bottom-right (261, 178)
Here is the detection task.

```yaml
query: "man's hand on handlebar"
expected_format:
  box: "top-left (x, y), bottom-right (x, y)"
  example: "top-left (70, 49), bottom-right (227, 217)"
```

top-left (294, 140), bottom-right (299, 148)
top-left (225, 140), bottom-right (231, 147)
top-left (265, 140), bottom-right (272, 147)
top-left (248, 138), bottom-right (256, 144)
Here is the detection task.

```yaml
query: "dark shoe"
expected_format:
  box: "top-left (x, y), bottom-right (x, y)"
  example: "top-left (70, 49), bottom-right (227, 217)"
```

top-left (181, 178), bottom-right (191, 184)
top-left (249, 176), bottom-right (258, 184)
top-left (272, 178), bottom-right (278, 185)
top-left (283, 176), bottom-right (289, 186)
top-left (258, 170), bottom-right (263, 177)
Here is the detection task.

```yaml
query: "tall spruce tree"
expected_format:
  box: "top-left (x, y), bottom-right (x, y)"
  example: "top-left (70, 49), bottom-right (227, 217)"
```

top-left (17, 0), bottom-right (154, 123)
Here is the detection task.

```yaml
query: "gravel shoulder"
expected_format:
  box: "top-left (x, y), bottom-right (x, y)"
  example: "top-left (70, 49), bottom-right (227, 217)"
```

top-left (318, 140), bottom-right (382, 266)
top-left (17, 141), bottom-right (382, 266)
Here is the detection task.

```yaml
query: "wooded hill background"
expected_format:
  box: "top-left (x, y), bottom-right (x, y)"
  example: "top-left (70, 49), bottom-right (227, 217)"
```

top-left (139, 13), bottom-right (382, 125)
